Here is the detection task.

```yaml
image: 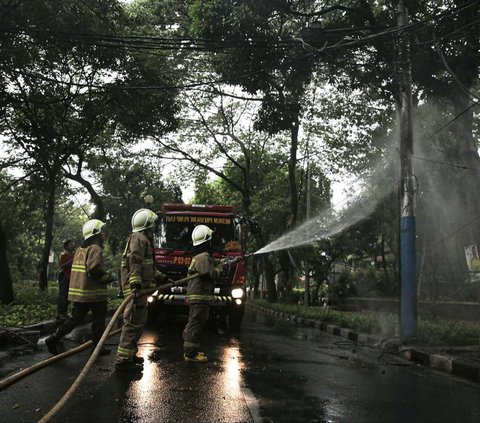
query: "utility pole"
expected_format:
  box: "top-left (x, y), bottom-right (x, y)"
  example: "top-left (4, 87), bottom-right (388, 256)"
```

top-left (397, 0), bottom-right (417, 338)
top-left (304, 163), bottom-right (311, 307)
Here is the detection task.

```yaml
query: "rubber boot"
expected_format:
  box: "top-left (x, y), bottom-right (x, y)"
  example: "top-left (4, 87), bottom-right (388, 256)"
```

top-left (184, 352), bottom-right (208, 363)
top-left (115, 361), bottom-right (144, 372)
top-left (45, 335), bottom-right (59, 355)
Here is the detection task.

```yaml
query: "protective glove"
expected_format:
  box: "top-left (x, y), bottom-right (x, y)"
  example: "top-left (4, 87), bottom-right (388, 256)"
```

top-left (130, 282), bottom-right (142, 298)
top-left (155, 270), bottom-right (168, 285)
top-left (209, 267), bottom-right (222, 279)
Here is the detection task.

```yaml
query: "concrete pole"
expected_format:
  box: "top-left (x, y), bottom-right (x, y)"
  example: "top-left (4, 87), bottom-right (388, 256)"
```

top-left (397, 0), bottom-right (417, 338)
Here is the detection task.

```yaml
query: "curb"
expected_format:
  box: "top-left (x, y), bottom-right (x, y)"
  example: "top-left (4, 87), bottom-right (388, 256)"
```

top-left (249, 303), bottom-right (480, 384)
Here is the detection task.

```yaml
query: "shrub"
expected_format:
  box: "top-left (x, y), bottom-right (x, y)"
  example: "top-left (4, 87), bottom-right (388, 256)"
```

top-left (252, 299), bottom-right (480, 346)
top-left (0, 281), bottom-right (122, 328)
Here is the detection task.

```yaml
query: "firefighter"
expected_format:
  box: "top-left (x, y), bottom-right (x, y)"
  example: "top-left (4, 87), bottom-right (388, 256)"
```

top-left (183, 224), bottom-right (228, 363)
top-left (115, 208), bottom-right (169, 371)
top-left (45, 219), bottom-right (114, 356)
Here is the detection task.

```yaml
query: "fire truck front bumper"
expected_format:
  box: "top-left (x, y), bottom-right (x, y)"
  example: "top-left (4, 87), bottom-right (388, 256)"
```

top-left (147, 293), bottom-right (242, 307)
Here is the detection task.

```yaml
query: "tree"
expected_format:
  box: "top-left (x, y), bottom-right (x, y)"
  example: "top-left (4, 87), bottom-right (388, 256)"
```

top-left (97, 157), bottom-right (183, 256)
top-left (0, 218), bottom-right (13, 304)
top-left (0, 0), bottom-right (181, 289)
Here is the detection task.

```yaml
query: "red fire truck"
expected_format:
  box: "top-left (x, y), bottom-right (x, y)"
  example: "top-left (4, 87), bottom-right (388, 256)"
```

top-left (148, 203), bottom-right (246, 329)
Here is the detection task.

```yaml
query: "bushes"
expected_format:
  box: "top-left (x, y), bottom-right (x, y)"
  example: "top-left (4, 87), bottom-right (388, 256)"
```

top-left (336, 267), bottom-right (396, 298)
top-left (252, 299), bottom-right (480, 346)
top-left (0, 281), bottom-right (122, 328)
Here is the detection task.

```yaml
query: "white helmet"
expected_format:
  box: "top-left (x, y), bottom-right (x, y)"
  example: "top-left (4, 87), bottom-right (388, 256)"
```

top-left (132, 208), bottom-right (157, 232)
top-left (82, 219), bottom-right (106, 240)
top-left (192, 225), bottom-right (213, 246)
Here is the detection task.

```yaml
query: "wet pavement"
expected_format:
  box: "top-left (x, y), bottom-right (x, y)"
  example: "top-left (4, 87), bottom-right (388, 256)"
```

top-left (1, 306), bottom-right (480, 422)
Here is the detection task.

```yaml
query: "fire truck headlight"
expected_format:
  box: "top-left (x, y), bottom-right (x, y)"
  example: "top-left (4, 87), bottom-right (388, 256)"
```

top-left (235, 299), bottom-right (242, 305)
top-left (231, 288), bottom-right (244, 299)
top-left (147, 296), bottom-right (155, 303)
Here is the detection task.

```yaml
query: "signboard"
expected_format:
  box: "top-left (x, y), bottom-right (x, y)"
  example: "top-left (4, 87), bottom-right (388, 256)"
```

top-left (464, 244), bottom-right (480, 282)
top-left (165, 215), bottom-right (231, 225)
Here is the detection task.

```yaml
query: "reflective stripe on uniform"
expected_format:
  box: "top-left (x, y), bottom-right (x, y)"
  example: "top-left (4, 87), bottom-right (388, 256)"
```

top-left (130, 275), bottom-right (141, 284)
top-left (71, 265), bottom-right (86, 273)
top-left (68, 288), bottom-right (109, 297)
top-left (187, 294), bottom-right (213, 301)
top-left (117, 346), bottom-right (135, 359)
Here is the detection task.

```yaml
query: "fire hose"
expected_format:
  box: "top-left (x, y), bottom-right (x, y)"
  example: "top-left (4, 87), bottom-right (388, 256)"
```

top-left (37, 255), bottom-right (252, 423)
top-left (0, 254), bottom-right (252, 423)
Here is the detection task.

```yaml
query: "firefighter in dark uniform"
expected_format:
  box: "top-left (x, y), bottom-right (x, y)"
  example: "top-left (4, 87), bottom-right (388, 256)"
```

top-left (183, 224), bottom-right (227, 363)
top-left (115, 208), bottom-right (169, 371)
top-left (45, 219), bottom-right (114, 355)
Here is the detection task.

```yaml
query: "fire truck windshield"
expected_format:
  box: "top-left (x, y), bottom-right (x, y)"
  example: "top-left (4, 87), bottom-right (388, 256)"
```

top-left (155, 215), bottom-right (241, 253)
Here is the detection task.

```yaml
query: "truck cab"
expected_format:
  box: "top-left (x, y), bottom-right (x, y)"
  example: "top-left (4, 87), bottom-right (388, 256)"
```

top-left (148, 203), bottom-right (246, 330)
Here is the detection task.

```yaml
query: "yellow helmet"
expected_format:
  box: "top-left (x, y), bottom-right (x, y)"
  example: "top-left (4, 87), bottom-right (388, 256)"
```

top-left (82, 219), bottom-right (106, 240)
top-left (192, 225), bottom-right (213, 246)
top-left (132, 208), bottom-right (157, 232)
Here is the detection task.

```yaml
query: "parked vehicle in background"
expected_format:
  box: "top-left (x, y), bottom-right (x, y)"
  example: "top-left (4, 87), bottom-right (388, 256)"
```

top-left (148, 203), bottom-right (247, 330)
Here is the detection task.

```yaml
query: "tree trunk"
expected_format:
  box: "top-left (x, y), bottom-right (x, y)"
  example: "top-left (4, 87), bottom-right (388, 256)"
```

top-left (38, 179), bottom-right (56, 291)
top-left (251, 229), bottom-right (276, 302)
top-left (252, 256), bottom-right (260, 299)
top-left (65, 172), bottom-right (105, 220)
top-left (280, 251), bottom-right (293, 304)
top-left (0, 219), bottom-right (14, 304)
top-left (281, 110), bottom-right (300, 304)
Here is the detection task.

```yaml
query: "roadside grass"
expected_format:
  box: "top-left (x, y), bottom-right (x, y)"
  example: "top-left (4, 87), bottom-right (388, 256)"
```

top-left (0, 281), bottom-right (123, 328)
top-left (251, 299), bottom-right (480, 346)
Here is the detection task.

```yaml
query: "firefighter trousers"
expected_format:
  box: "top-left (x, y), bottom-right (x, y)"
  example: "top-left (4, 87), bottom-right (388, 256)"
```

top-left (183, 303), bottom-right (209, 357)
top-left (116, 294), bottom-right (148, 363)
top-left (54, 301), bottom-right (107, 346)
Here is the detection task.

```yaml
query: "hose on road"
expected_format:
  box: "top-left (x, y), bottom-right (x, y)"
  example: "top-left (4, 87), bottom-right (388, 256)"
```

top-left (0, 328), bottom-right (121, 391)
top-left (37, 271), bottom-right (206, 423)
top-left (38, 291), bottom-right (133, 423)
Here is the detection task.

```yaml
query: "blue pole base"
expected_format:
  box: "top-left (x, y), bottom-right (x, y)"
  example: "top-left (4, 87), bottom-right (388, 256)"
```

top-left (400, 215), bottom-right (417, 338)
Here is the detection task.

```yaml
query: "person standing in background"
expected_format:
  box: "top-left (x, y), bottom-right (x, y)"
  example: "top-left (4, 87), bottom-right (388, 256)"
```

top-left (56, 239), bottom-right (75, 322)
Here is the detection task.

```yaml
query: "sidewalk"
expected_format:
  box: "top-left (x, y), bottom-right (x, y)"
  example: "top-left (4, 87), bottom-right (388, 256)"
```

top-left (250, 303), bottom-right (480, 384)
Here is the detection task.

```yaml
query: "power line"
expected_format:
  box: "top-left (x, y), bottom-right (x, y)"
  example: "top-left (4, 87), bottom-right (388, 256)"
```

top-left (0, 1), bottom-right (477, 58)
top-left (7, 51), bottom-right (317, 92)
top-left (412, 155), bottom-right (480, 173)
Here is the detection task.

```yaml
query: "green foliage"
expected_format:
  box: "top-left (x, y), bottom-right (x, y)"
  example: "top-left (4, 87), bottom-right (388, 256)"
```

top-left (335, 268), bottom-right (356, 298)
top-left (0, 282), bottom-right (123, 328)
top-left (98, 157), bottom-right (183, 256)
top-left (350, 267), bottom-right (394, 297)
top-left (0, 282), bottom-right (58, 327)
top-left (253, 299), bottom-right (480, 346)
top-left (418, 320), bottom-right (480, 346)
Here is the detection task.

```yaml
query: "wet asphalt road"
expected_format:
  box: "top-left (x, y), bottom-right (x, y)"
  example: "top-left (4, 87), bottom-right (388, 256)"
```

top-left (1, 306), bottom-right (480, 423)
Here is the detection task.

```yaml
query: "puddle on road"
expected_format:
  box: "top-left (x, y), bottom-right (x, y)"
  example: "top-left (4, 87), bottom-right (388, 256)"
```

top-left (240, 340), bottom-right (328, 423)
top-left (241, 309), bottom-right (330, 423)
